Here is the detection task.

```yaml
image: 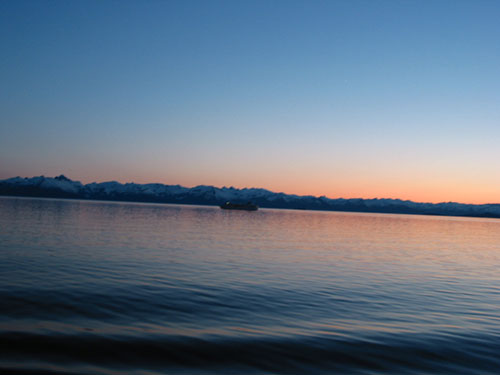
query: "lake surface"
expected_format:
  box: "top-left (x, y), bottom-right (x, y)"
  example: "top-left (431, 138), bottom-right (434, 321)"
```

top-left (1, 196), bottom-right (500, 374)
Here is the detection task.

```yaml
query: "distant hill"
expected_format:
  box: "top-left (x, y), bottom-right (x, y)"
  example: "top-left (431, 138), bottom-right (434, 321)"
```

top-left (1, 175), bottom-right (500, 219)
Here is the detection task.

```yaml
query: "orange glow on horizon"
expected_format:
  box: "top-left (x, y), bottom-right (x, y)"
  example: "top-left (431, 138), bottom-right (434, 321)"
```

top-left (4, 160), bottom-right (498, 206)
top-left (69, 171), bottom-right (499, 205)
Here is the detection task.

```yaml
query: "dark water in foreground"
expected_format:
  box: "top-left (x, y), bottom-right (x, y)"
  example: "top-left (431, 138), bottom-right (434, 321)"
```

top-left (1, 197), bottom-right (500, 374)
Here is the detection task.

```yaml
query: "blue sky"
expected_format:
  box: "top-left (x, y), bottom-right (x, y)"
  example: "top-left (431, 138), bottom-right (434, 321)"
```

top-left (1, 0), bottom-right (499, 203)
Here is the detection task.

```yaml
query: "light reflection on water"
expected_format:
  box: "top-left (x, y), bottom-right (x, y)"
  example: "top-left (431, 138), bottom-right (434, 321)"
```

top-left (1, 196), bottom-right (500, 374)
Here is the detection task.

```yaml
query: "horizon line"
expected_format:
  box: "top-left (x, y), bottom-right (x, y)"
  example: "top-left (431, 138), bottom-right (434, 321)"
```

top-left (3, 174), bottom-right (499, 207)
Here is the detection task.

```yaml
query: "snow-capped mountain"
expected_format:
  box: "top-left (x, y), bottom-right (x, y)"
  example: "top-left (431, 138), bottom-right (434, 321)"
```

top-left (1, 175), bottom-right (500, 219)
top-left (1, 175), bottom-right (84, 195)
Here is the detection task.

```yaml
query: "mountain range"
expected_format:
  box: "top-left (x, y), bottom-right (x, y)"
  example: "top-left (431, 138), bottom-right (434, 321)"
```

top-left (1, 175), bottom-right (499, 219)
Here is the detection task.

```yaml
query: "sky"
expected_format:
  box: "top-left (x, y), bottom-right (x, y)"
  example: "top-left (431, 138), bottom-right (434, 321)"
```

top-left (1, 0), bottom-right (499, 204)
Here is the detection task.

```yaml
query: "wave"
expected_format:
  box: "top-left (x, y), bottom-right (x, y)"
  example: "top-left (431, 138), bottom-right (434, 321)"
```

top-left (2, 331), bottom-right (500, 374)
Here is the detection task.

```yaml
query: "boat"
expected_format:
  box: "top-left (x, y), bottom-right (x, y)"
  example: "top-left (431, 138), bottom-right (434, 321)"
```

top-left (220, 201), bottom-right (258, 211)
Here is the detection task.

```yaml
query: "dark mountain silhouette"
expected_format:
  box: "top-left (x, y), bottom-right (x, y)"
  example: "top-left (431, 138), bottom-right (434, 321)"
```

top-left (1, 175), bottom-right (499, 218)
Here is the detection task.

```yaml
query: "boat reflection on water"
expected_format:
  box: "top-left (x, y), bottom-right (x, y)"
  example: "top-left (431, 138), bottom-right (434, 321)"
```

top-left (220, 201), bottom-right (258, 211)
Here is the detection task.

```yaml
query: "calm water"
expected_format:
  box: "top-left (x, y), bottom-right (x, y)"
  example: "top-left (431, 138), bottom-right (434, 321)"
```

top-left (1, 197), bottom-right (500, 374)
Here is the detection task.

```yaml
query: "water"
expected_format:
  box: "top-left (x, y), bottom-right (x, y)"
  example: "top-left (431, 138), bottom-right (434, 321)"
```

top-left (1, 197), bottom-right (500, 374)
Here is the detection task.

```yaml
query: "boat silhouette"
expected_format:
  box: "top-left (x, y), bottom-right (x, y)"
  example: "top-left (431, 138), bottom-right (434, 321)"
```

top-left (220, 201), bottom-right (258, 211)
